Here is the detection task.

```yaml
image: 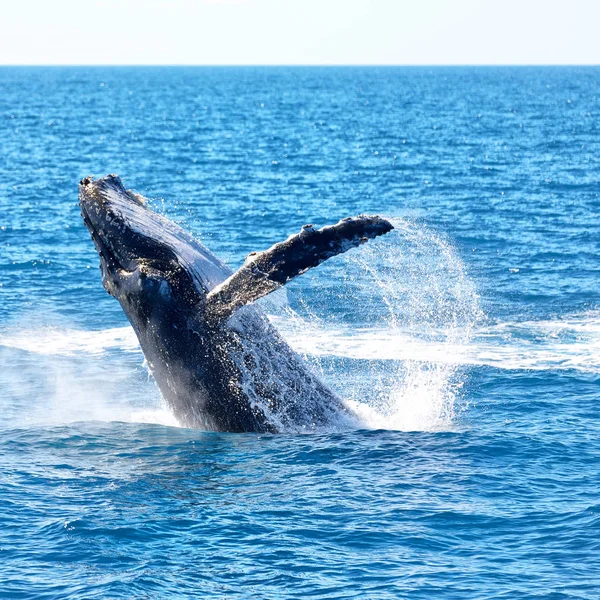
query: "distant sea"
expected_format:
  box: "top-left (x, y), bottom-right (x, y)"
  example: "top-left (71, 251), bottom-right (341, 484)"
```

top-left (1, 67), bottom-right (599, 599)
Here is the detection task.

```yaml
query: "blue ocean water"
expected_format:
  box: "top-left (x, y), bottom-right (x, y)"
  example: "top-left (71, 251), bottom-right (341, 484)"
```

top-left (0, 67), bottom-right (599, 598)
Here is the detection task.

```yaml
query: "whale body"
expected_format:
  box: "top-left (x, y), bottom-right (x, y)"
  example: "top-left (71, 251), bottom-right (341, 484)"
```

top-left (79, 175), bottom-right (393, 432)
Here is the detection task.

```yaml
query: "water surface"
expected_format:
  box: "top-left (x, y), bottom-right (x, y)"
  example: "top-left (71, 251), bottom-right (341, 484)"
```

top-left (1, 67), bottom-right (599, 598)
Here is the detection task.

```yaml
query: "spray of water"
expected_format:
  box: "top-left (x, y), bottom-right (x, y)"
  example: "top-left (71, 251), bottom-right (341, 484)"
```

top-left (0, 324), bottom-right (176, 429)
top-left (269, 218), bottom-right (484, 432)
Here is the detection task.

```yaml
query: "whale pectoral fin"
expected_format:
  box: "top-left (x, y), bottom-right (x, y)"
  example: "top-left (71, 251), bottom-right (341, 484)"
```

top-left (206, 215), bottom-right (394, 319)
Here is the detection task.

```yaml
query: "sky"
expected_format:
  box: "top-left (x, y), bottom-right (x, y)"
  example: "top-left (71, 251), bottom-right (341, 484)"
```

top-left (0, 0), bottom-right (598, 65)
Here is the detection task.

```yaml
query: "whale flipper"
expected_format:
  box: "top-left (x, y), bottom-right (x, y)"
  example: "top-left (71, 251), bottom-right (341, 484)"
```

top-left (206, 215), bottom-right (393, 320)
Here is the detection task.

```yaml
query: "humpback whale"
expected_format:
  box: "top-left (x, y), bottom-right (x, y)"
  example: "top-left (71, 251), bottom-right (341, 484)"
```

top-left (79, 175), bottom-right (393, 432)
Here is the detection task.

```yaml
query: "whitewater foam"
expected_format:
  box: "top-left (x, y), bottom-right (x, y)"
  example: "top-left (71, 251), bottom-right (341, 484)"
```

top-left (272, 313), bottom-right (600, 373)
top-left (3, 316), bottom-right (599, 373)
top-left (0, 326), bottom-right (140, 357)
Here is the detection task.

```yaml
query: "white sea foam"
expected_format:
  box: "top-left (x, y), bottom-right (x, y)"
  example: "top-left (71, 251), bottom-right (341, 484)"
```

top-left (0, 326), bottom-right (140, 356)
top-left (271, 313), bottom-right (600, 373)
top-left (3, 315), bottom-right (597, 372)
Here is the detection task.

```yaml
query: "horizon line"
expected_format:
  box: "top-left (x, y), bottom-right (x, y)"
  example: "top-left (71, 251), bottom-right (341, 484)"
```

top-left (1, 63), bottom-right (599, 68)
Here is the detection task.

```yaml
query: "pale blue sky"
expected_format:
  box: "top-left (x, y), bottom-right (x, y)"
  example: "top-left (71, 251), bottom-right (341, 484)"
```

top-left (1, 0), bottom-right (598, 65)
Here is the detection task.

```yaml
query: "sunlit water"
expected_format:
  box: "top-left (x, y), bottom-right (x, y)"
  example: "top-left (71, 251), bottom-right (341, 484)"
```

top-left (1, 67), bottom-right (599, 598)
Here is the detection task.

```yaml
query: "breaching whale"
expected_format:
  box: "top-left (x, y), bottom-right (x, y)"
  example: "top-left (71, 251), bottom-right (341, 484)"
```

top-left (79, 175), bottom-right (393, 432)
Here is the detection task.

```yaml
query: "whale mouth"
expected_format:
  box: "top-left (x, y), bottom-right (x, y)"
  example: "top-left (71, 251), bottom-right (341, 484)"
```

top-left (79, 175), bottom-right (140, 274)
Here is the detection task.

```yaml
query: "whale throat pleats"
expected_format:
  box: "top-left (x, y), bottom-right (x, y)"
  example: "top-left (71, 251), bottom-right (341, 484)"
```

top-left (205, 215), bottom-right (394, 320)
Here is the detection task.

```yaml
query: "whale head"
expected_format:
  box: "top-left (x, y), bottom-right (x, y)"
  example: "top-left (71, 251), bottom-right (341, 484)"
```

top-left (79, 174), bottom-right (229, 318)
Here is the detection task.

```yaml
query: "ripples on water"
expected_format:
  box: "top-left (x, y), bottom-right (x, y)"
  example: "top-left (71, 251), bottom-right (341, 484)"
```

top-left (0, 67), bottom-right (599, 598)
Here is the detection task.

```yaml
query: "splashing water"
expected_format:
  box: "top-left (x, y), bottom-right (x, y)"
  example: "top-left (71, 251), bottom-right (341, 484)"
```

top-left (269, 218), bottom-right (484, 432)
top-left (0, 325), bottom-right (176, 429)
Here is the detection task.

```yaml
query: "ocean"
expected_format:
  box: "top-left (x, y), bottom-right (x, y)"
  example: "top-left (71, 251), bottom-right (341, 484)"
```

top-left (0, 66), bottom-right (599, 598)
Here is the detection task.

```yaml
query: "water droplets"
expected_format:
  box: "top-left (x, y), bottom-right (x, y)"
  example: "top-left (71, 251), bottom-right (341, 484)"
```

top-left (273, 219), bottom-right (483, 432)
